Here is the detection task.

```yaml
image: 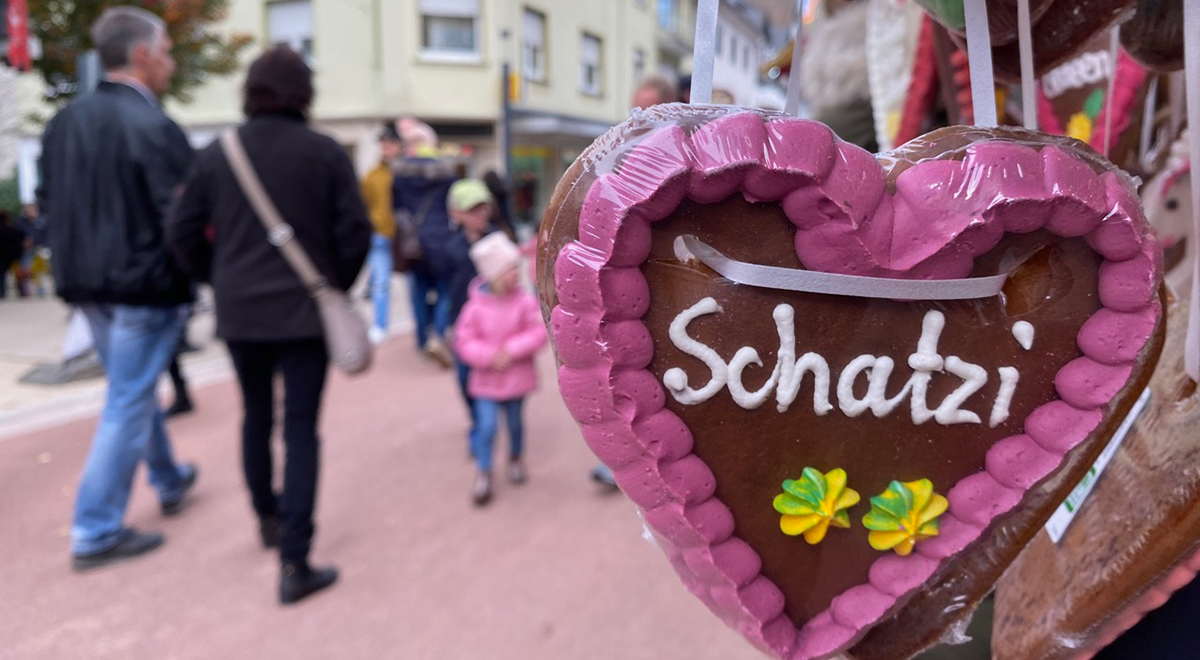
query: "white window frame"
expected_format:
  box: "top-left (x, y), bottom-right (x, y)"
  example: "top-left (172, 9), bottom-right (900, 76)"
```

top-left (418, 0), bottom-right (482, 64)
top-left (522, 7), bottom-right (547, 82)
top-left (580, 33), bottom-right (602, 97)
top-left (267, 0), bottom-right (314, 63)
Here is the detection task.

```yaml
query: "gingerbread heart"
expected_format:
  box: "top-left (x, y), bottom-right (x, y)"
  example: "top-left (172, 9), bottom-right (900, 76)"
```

top-left (912, 0), bottom-right (1137, 83)
top-left (993, 298), bottom-right (1199, 660)
top-left (537, 106), bottom-right (1164, 660)
top-left (1120, 0), bottom-right (1185, 72)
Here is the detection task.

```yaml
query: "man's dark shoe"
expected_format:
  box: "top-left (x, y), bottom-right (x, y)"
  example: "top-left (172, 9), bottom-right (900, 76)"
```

top-left (71, 529), bottom-right (164, 572)
top-left (160, 463), bottom-right (199, 516)
top-left (259, 517), bottom-right (283, 549)
top-left (165, 397), bottom-right (194, 418)
top-left (280, 564), bottom-right (338, 605)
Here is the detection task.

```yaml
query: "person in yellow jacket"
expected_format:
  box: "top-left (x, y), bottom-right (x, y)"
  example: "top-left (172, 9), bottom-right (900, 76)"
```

top-left (360, 124), bottom-right (402, 344)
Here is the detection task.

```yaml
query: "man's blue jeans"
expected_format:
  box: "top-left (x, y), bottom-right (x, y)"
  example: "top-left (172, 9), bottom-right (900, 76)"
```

top-left (72, 304), bottom-right (191, 555)
top-left (368, 234), bottom-right (392, 332)
top-left (471, 398), bottom-right (525, 472)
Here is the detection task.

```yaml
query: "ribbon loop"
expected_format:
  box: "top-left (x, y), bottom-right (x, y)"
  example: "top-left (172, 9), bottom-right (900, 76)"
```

top-left (675, 235), bottom-right (1010, 301)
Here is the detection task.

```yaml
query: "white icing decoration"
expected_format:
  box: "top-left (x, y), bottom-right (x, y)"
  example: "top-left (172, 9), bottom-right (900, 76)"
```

top-left (906, 311), bottom-right (947, 424)
top-left (772, 305), bottom-right (834, 414)
top-left (1012, 321), bottom-right (1035, 350)
top-left (990, 366), bottom-right (1020, 427)
top-left (837, 355), bottom-right (879, 417)
top-left (934, 356), bottom-right (988, 425)
top-left (727, 346), bottom-right (781, 409)
top-left (662, 303), bottom-right (1011, 427)
top-left (662, 297), bottom-right (727, 404)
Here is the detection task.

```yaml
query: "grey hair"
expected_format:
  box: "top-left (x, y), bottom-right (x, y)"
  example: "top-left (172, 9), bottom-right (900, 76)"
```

top-left (90, 7), bottom-right (166, 71)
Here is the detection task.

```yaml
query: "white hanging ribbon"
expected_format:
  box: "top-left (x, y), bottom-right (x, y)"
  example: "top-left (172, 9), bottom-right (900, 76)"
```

top-left (1183, 0), bottom-right (1200, 382)
top-left (1102, 26), bottom-right (1121, 157)
top-left (1138, 75), bottom-right (1159, 170)
top-left (1017, 0), bottom-right (1037, 129)
top-left (963, 0), bottom-right (998, 127)
top-left (674, 235), bottom-right (1010, 300)
top-left (785, 0), bottom-right (805, 117)
top-left (691, 0), bottom-right (720, 105)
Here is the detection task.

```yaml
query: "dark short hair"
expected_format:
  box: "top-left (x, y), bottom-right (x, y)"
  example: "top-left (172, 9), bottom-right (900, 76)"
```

top-left (91, 6), bottom-right (165, 71)
top-left (380, 121), bottom-right (401, 142)
top-left (242, 46), bottom-right (314, 119)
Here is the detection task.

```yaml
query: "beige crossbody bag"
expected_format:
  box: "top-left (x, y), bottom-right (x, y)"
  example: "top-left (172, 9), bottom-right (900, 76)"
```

top-left (220, 130), bottom-right (372, 375)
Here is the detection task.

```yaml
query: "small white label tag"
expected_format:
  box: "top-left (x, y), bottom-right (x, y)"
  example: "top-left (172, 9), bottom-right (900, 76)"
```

top-left (1044, 387), bottom-right (1152, 544)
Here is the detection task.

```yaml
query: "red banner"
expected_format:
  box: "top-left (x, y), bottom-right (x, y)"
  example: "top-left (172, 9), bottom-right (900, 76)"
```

top-left (7, 0), bottom-right (30, 72)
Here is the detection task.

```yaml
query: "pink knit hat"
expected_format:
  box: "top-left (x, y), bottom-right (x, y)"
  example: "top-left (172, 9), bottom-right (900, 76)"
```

top-left (469, 233), bottom-right (522, 283)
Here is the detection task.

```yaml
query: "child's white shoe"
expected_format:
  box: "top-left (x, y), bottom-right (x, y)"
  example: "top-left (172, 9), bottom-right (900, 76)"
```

top-left (507, 460), bottom-right (527, 485)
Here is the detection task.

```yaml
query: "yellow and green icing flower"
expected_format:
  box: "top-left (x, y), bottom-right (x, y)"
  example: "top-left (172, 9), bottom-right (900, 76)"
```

top-left (773, 468), bottom-right (860, 545)
top-left (1067, 88), bottom-right (1106, 144)
top-left (862, 479), bottom-right (949, 556)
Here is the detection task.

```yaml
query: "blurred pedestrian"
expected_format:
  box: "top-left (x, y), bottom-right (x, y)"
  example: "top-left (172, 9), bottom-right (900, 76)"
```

top-left (454, 233), bottom-right (547, 505)
top-left (0, 211), bottom-right (25, 299)
top-left (393, 117), bottom-right (457, 366)
top-left (631, 75), bottom-right (678, 111)
top-left (360, 123), bottom-right (402, 344)
top-left (14, 204), bottom-right (46, 297)
top-left (38, 6), bottom-right (199, 571)
top-left (677, 74), bottom-right (692, 103)
top-left (443, 178), bottom-right (498, 448)
top-left (168, 46), bottom-right (371, 605)
top-left (482, 170), bottom-right (517, 241)
top-left (164, 321), bottom-right (195, 418)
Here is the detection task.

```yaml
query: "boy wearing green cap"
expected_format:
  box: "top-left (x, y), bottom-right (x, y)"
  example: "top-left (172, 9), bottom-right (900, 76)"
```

top-left (443, 178), bottom-right (498, 450)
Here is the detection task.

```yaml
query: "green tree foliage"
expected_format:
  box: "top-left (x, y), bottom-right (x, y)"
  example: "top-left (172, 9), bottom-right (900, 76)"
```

top-left (29, 0), bottom-right (253, 103)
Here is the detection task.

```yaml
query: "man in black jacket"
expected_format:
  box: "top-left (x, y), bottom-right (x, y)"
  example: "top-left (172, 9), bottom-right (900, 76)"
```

top-left (38, 6), bottom-right (199, 571)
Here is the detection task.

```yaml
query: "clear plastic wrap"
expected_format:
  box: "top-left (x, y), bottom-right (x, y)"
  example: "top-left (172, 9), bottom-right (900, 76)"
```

top-left (535, 104), bottom-right (1165, 660)
top-left (993, 296), bottom-right (1200, 660)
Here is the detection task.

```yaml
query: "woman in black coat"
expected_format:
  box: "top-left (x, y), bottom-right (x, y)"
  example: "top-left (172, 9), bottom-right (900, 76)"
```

top-left (168, 46), bottom-right (371, 605)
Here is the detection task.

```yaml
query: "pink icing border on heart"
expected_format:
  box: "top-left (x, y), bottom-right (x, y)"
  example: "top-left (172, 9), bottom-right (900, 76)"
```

top-left (549, 113), bottom-right (1162, 660)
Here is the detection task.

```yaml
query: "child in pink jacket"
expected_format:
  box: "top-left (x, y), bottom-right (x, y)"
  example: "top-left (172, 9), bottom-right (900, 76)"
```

top-left (454, 232), bottom-right (548, 506)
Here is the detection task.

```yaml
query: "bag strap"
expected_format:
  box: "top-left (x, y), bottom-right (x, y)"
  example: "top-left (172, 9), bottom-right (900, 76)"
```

top-left (220, 130), bottom-right (328, 293)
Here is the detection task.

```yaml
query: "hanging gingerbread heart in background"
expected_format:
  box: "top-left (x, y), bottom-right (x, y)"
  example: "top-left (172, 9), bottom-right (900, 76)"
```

top-left (991, 297), bottom-right (1199, 660)
top-left (912, 0), bottom-right (1137, 82)
top-left (1120, 0), bottom-right (1184, 73)
top-left (1036, 32), bottom-right (1150, 172)
top-left (536, 104), bottom-right (1164, 659)
top-left (1142, 133), bottom-right (1193, 295)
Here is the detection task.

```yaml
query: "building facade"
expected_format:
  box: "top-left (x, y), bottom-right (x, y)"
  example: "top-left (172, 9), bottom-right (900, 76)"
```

top-left (10, 0), bottom-right (785, 220)
top-left (167, 0), bottom-right (693, 224)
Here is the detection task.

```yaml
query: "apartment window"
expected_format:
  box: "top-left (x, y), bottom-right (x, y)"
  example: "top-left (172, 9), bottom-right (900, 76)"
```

top-left (633, 48), bottom-right (646, 84)
top-left (635, 0), bottom-right (648, 9)
top-left (729, 34), bottom-right (738, 64)
top-left (715, 25), bottom-right (723, 56)
top-left (419, 0), bottom-right (480, 61)
top-left (580, 33), bottom-right (602, 96)
top-left (522, 8), bottom-right (546, 82)
top-left (743, 45), bottom-right (750, 71)
top-left (658, 0), bottom-right (678, 31)
top-left (267, 0), bottom-right (314, 61)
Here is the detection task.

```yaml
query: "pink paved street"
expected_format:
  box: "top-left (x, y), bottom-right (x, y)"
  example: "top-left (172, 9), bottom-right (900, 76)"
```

top-left (0, 338), bottom-right (762, 660)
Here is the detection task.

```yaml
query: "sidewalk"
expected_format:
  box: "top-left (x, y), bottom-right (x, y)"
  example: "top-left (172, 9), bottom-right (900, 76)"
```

top-left (0, 278), bottom-right (413, 440)
top-left (0, 288), bottom-right (762, 660)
